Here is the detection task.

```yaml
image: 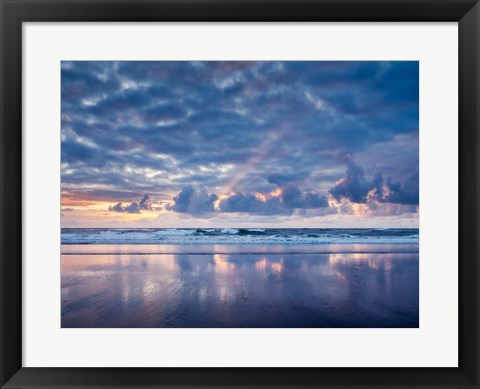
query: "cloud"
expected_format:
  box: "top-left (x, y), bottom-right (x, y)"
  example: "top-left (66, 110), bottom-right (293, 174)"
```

top-left (109, 194), bottom-right (153, 214)
top-left (368, 201), bottom-right (418, 216)
top-left (165, 183), bottom-right (330, 217)
top-left (219, 191), bottom-right (291, 216)
top-left (63, 189), bottom-right (144, 202)
top-left (265, 173), bottom-right (329, 211)
top-left (330, 155), bottom-right (418, 205)
top-left (166, 186), bottom-right (218, 217)
top-left (267, 171), bottom-right (310, 187)
top-left (61, 61), bottom-right (419, 222)
top-left (219, 185), bottom-right (328, 216)
top-left (280, 186), bottom-right (328, 209)
top-left (333, 197), bottom-right (418, 217)
top-left (382, 170), bottom-right (419, 205)
top-left (330, 155), bottom-right (383, 203)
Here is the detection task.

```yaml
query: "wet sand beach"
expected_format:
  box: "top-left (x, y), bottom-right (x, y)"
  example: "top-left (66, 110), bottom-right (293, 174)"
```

top-left (61, 244), bottom-right (418, 328)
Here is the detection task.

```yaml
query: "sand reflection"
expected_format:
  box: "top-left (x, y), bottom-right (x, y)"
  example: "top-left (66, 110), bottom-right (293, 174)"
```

top-left (62, 247), bottom-right (418, 328)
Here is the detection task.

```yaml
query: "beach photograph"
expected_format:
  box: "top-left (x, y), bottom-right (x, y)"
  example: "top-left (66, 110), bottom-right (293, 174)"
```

top-left (61, 61), bottom-right (419, 328)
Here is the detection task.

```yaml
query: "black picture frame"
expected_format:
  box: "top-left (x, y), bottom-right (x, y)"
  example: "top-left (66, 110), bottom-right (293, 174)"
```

top-left (1, 1), bottom-right (479, 388)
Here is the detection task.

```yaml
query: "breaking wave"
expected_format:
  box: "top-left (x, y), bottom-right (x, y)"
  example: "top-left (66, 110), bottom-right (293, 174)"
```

top-left (61, 228), bottom-right (419, 245)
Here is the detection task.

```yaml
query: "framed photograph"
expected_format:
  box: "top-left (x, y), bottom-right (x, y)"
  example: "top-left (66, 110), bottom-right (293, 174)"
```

top-left (1, 0), bottom-right (479, 388)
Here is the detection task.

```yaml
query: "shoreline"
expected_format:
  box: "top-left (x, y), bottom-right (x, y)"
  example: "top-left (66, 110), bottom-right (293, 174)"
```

top-left (61, 243), bottom-right (419, 255)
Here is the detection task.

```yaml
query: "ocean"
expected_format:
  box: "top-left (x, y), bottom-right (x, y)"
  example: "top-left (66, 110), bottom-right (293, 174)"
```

top-left (61, 227), bottom-right (419, 245)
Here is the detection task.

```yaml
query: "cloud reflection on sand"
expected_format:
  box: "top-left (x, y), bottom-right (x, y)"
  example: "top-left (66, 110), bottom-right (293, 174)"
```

top-left (62, 245), bottom-right (418, 328)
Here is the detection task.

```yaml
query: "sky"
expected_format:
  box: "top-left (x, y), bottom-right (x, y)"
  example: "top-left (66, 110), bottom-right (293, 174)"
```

top-left (61, 61), bottom-right (419, 228)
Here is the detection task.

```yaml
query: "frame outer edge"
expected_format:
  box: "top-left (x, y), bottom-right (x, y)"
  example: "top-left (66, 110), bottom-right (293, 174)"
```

top-left (0, 0), bottom-right (479, 22)
top-left (459, 1), bottom-right (480, 387)
top-left (1, 0), bottom-right (480, 388)
top-left (0, 0), bottom-right (23, 388)
top-left (0, 0), bottom-right (3, 386)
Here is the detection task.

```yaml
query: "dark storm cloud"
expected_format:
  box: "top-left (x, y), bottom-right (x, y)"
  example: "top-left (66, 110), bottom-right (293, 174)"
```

top-left (218, 186), bottom-right (328, 215)
top-left (62, 61), bottom-right (419, 216)
top-left (109, 194), bottom-right (153, 214)
top-left (330, 156), bottom-right (419, 205)
top-left (166, 186), bottom-right (218, 217)
top-left (280, 186), bottom-right (329, 209)
top-left (165, 184), bottom-right (329, 217)
top-left (383, 170), bottom-right (419, 205)
top-left (330, 155), bottom-right (383, 203)
top-left (219, 192), bottom-right (291, 216)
